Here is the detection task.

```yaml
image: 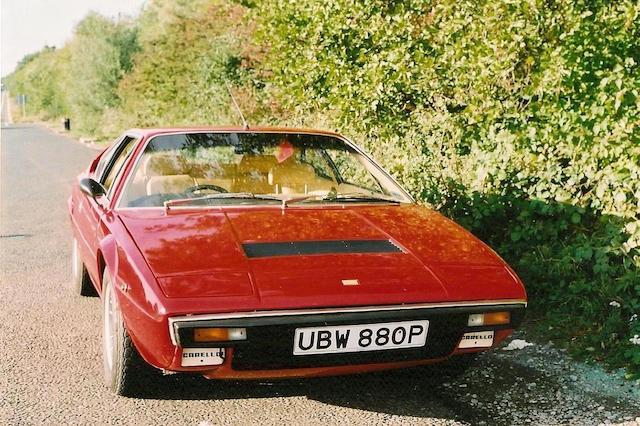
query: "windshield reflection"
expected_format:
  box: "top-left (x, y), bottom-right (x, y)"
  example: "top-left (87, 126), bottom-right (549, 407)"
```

top-left (119, 132), bottom-right (410, 208)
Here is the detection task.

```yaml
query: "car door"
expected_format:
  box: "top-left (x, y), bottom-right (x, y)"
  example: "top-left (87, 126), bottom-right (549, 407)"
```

top-left (76, 135), bottom-right (139, 286)
top-left (73, 136), bottom-right (122, 283)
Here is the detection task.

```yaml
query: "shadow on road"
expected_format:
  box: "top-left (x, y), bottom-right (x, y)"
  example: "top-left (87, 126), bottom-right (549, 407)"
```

top-left (128, 360), bottom-right (532, 424)
top-left (122, 347), bottom-right (640, 426)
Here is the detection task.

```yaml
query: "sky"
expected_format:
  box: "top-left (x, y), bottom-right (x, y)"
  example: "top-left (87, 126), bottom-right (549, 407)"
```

top-left (1, 0), bottom-right (147, 77)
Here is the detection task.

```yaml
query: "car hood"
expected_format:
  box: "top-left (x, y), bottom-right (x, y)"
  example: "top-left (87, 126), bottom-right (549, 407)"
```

top-left (118, 205), bottom-right (524, 308)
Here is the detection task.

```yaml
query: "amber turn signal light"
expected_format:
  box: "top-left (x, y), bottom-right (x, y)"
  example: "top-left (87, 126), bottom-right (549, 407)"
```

top-left (467, 311), bottom-right (510, 326)
top-left (193, 327), bottom-right (247, 342)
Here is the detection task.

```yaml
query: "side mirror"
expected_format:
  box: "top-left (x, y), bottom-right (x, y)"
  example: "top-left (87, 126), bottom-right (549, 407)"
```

top-left (79, 178), bottom-right (106, 199)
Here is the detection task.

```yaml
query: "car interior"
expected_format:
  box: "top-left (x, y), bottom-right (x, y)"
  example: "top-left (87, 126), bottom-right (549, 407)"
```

top-left (122, 151), bottom-right (354, 205)
top-left (116, 132), bottom-right (401, 208)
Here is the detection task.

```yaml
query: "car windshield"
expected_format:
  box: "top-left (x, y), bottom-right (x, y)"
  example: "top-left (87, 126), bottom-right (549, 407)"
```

top-left (118, 132), bottom-right (411, 208)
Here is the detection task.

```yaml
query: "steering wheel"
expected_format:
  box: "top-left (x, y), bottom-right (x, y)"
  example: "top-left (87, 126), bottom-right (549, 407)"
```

top-left (185, 184), bottom-right (229, 196)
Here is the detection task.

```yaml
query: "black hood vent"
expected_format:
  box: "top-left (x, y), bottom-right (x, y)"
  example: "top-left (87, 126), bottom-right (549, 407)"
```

top-left (243, 240), bottom-right (403, 258)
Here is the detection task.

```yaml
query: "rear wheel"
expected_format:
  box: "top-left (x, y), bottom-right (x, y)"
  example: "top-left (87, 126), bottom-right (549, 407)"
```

top-left (72, 238), bottom-right (97, 297)
top-left (102, 269), bottom-right (150, 396)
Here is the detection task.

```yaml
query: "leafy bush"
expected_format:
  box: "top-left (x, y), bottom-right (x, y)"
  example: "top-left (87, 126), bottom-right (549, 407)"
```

top-left (114, 1), bottom-right (253, 129)
top-left (4, 46), bottom-right (68, 119)
top-left (254, 0), bottom-right (640, 375)
top-left (65, 13), bottom-right (139, 134)
top-left (4, 13), bottom-right (138, 136)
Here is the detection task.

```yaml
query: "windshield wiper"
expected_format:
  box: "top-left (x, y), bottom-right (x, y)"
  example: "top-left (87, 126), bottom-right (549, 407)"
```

top-left (163, 192), bottom-right (315, 211)
top-left (163, 191), bottom-right (398, 211)
top-left (321, 192), bottom-right (401, 203)
top-left (164, 192), bottom-right (280, 210)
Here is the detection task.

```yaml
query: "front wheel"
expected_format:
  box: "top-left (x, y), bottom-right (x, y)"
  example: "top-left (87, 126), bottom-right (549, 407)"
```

top-left (102, 269), bottom-right (150, 396)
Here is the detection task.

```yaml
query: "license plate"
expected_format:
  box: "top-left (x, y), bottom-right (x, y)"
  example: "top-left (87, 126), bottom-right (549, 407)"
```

top-left (181, 348), bottom-right (225, 367)
top-left (293, 320), bottom-right (429, 355)
top-left (458, 330), bottom-right (494, 348)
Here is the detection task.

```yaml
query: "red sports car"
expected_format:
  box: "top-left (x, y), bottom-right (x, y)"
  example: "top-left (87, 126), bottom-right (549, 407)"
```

top-left (68, 127), bottom-right (526, 396)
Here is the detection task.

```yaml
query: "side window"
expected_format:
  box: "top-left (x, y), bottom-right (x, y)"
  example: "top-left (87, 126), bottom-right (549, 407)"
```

top-left (94, 136), bottom-right (123, 179)
top-left (101, 136), bottom-right (139, 195)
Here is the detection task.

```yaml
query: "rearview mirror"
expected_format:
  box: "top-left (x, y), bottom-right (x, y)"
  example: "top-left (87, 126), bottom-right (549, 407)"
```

top-left (79, 178), bottom-right (106, 199)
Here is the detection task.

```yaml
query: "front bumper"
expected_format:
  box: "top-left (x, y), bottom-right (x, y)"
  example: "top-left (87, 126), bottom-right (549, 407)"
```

top-left (166, 299), bottom-right (526, 378)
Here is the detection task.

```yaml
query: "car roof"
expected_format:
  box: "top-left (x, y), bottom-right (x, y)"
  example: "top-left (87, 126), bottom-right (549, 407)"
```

top-left (126, 126), bottom-right (345, 139)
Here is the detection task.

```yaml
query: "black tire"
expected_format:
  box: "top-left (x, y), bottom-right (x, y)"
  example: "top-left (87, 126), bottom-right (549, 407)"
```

top-left (71, 238), bottom-right (97, 297)
top-left (102, 269), bottom-right (152, 396)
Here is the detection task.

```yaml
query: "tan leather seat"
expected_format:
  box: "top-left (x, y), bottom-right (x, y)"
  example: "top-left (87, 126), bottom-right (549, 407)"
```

top-left (269, 160), bottom-right (334, 195)
top-left (146, 175), bottom-right (196, 195)
top-left (134, 154), bottom-right (192, 196)
top-left (193, 163), bottom-right (237, 192)
top-left (234, 155), bottom-right (277, 193)
top-left (143, 154), bottom-right (186, 176)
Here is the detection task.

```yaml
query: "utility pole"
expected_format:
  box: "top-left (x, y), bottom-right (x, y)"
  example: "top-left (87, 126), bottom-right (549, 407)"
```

top-left (21, 94), bottom-right (26, 118)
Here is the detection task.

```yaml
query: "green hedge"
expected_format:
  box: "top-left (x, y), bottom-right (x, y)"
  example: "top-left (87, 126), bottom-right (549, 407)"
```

top-left (4, 46), bottom-right (68, 119)
top-left (3, 0), bottom-right (639, 375)
top-left (4, 13), bottom-right (138, 135)
top-left (254, 0), bottom-right (640, 375)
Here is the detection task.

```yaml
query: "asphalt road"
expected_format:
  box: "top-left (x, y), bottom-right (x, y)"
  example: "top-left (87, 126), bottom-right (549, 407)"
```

top-left (1, 124), bottom-right (639, 425)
